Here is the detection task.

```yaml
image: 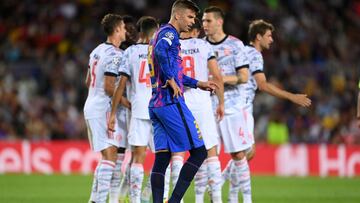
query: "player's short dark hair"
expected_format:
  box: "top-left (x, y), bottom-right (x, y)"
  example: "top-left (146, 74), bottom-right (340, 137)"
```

top-left (137, 16), bottom-right (159, 35)
top-left (204, 6), bottom-right (225, 20)
top-left (248, 19), bottom-right (275, 42)
top-left (122, 15), bottom-right (136, 25)
top-left (189, 17), bottom-right (202, 31)
top-left (171, 0), bottom-right (200, 14)
top-left (101, 14), bottom-right (123, 36)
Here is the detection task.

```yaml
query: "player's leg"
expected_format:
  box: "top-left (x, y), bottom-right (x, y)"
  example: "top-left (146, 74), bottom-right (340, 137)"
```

top-left (109, 147), bottom-right (126, 203)
top-left (171, 152), bottom-right (185, 203)
top-left (86, 117), bottom-right (120, 203)
top-left (163, 164), bottom-right (171, 201)
top-left (129, 146), bottom-right (146, 203)
top-left (219, 112), bottom-right (252, 203)
top-left (128, 118), bottom-right (153, 203)
top-left (207, 146), bottom-right (223, 203)
top-left (157, 102), bottom-right (207, 202)
top-left (194, 159), bottom-right (208, 203)
top-left (149, 107), bottom-right (172, 203)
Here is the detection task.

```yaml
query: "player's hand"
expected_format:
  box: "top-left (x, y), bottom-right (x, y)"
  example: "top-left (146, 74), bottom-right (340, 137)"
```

top-left (291, 94), bottom-right (311, 107)
top-left (216, 103), bottom-right (224, 121)
top-left (121, 96), bottom-right (131, 110)
top-left (166, 78), bottom-right (182, 98)
top-left (197, 81), bottom-right (219, 92)
top-left (107, 113), bottom-right (116, 132)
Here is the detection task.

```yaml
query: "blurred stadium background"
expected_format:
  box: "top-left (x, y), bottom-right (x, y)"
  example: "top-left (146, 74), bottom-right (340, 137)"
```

top-left (0, 0), bottom-right (360, 202)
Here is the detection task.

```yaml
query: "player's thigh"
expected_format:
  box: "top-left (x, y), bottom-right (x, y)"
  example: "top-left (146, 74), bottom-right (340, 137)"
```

top-left (153, 102), bottom-right (204, 151)
top-left (128, 117), bottom-right (153, 147)
top-left (191, 106), bottom-right (219, 150)
top-left (149, 107), bottom-right (169, 151)
top-left (85, 117), bottom-right (120, 152)
top-left (219, 111), bottom-right (252, 153)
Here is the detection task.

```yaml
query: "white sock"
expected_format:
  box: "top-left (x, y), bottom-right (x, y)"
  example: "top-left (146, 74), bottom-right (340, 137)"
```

top-left (129, 163), bottom-right (144, 203)
top-left (141, 177), bottom-right (152, 202)
top-left (171, 155), bottom-right (184, 203)
top-left (194, 162), bottom-right (207, 203)
top-left (207, 156), bottom-right (223, 203)
top-left (171, 155), bottom-right (183, 186)
top-left (163, 164), bottom-right (171, 201)
top-left (109, 153), bottom-right (124, 203)
top-left (96, 160), bottom-right (115, 203)
top-left (118, 162), bottom-right (130, 201)
top-left (222, 159), bottom-right (233, 181)
top-left (228, 158), bottom-right (252, 203)
top-left (89, 163), bottom-right (100, 202)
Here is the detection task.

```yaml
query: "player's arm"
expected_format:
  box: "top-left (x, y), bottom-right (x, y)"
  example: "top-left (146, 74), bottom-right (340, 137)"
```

top-left (104, 74), bottom-right (117, 96)
top-left (208, 58), bottom-right (224, 120)
top-left (222, 66), bottom-right (249, 85)
top-left (85, 69), bottom-right (91, 88)
top-left (254, 72), bottom-right (311, 107)
top-left (108, 75), bottom-right (128, 131)
top-left (182, 74), bottom-right (198, 88)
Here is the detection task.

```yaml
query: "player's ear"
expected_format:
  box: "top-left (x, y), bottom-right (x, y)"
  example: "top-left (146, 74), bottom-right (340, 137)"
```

top-left (256, 33), bottom-right (262, 41)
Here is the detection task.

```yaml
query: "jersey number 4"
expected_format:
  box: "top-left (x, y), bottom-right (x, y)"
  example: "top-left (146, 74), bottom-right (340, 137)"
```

top-left (91, 60), bottom-right (98, 87)
top-left (182, 55), bottom-right (195, 78)
top-left (138, 60), bottom-right (150, 87)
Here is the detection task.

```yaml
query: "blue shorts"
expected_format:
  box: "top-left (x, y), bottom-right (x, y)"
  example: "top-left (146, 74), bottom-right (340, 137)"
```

top-left (149, 100), bottom-right (204, 152)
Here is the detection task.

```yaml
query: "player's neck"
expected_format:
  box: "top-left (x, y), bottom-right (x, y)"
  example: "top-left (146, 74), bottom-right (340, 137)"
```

top-left (137, 37), bottom-right (149, 44)
top-left (106, 36), bottom-right (121, 48)
top-left (252, 42), bottom-right (262, 52)
top-left (169, 19), bottom-right (180, 33)
top-left (207, 31), bottom-right (226, 43)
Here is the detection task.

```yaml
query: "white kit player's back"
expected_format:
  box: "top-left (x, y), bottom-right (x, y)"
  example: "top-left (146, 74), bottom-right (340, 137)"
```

top-left (84, 43), bottom-right (122, 119)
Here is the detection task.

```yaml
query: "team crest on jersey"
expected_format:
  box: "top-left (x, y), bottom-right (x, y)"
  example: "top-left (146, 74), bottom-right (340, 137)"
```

top-left (165, 32), bottom-right (174, 40)
top-left (112, 57), bottom-right (120, 65)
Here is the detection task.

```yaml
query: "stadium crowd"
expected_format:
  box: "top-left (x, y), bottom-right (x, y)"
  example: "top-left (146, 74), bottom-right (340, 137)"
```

top-left (0, 0), bottom-right (359, 144)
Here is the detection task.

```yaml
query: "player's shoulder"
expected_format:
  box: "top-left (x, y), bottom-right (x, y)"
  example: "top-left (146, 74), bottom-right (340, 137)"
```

top-left (158, 24), bottom-right (178, 39)
top-left (245, 45), bottom-right (263, 61)
top-left (102, 43), bottom-right (122, 57)
top-left (227, 35), bottom-right (245, 47)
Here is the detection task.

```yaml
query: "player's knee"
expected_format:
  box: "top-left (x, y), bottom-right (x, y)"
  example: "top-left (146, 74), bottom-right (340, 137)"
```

top-left (231, 151), bottom-right (246, 160)
top-left (152, 151), bottom-right (171, 173)
top-left (189, 145), bottom-right (207, 167)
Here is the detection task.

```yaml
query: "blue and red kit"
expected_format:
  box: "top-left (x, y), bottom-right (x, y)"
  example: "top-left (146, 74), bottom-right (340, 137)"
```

top-left (148, 24), bottom-right (204, 152)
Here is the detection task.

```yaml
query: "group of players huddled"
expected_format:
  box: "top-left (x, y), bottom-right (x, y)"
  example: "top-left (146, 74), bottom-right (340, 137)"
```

top-left (83, 1), bottom-right (311, 203)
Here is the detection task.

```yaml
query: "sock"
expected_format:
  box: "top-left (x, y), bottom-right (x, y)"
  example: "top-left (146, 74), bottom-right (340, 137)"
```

top-left (151, 152), bottom-right (171, 203)
top-left (238, 158), bottom-right (252, 203)
top-left (171, 155), bottom-right (184, 189)
top-left (207, 156), bottom-right (223, 203)
top-left (96, 160), bottom-right (115, 203)
top-left (89, 163), bottom-right (100, 202)
top-left (129, 163), bottom-right (144, 203)
top-left (222, 159), bottom-right (233, 182)
top-left (119, 162), bottom-right (130, 201)
top-left (141, 177), bottom-right (152, 202)
top-left (164, 164), bottom-right (171, 201)
top-left (169, 146), bottom-right (207, 203)
top-left (194, 162), bottom-right (207, 203)
top-left (109, 153), bottom-right (125, 203)
top-left (228, 157), bottom-right (252, 203)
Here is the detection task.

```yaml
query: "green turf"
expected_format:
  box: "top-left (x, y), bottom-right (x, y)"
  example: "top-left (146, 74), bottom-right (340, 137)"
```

top-left (0, 174), bottom-right (359, 203)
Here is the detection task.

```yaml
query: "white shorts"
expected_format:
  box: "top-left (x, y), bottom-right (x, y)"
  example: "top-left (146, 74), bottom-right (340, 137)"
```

top-left (86, 111), bottom-right (127, 152)
top-left (245, 110), bottom-right (255, 145)
top-left (190, 104), bottom-right (220, 150)
top-left (219, 109), bottom-right (253, 153)
top-left (128, 117), bottom-right (155, 152)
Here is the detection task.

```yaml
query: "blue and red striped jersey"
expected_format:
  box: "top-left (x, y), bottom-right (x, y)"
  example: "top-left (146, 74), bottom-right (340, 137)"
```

top-left (148, 24), bottom-right (198, 108)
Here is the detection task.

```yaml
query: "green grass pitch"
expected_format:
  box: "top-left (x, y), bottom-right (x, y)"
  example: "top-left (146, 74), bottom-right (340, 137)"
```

top-left (1, 174), bottom-right (360, 203)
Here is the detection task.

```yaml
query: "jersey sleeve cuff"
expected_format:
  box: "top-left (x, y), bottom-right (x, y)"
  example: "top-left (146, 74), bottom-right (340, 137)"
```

top-left (235, 64), bottom-right (249, 71)
top-left (104, 72), bottom-right (118, 77)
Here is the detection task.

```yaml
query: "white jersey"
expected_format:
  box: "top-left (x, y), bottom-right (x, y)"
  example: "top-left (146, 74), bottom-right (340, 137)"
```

top-left (119, 43), bottom-right (151, 119)
top-left (206, 35), bottom-right (249, 114)
top-left (239, 45), bottom-right (264, 114)
top-left (180, 38), bottom-right (215, 110)
top-left (84, 43), bottom-right (122, 119)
